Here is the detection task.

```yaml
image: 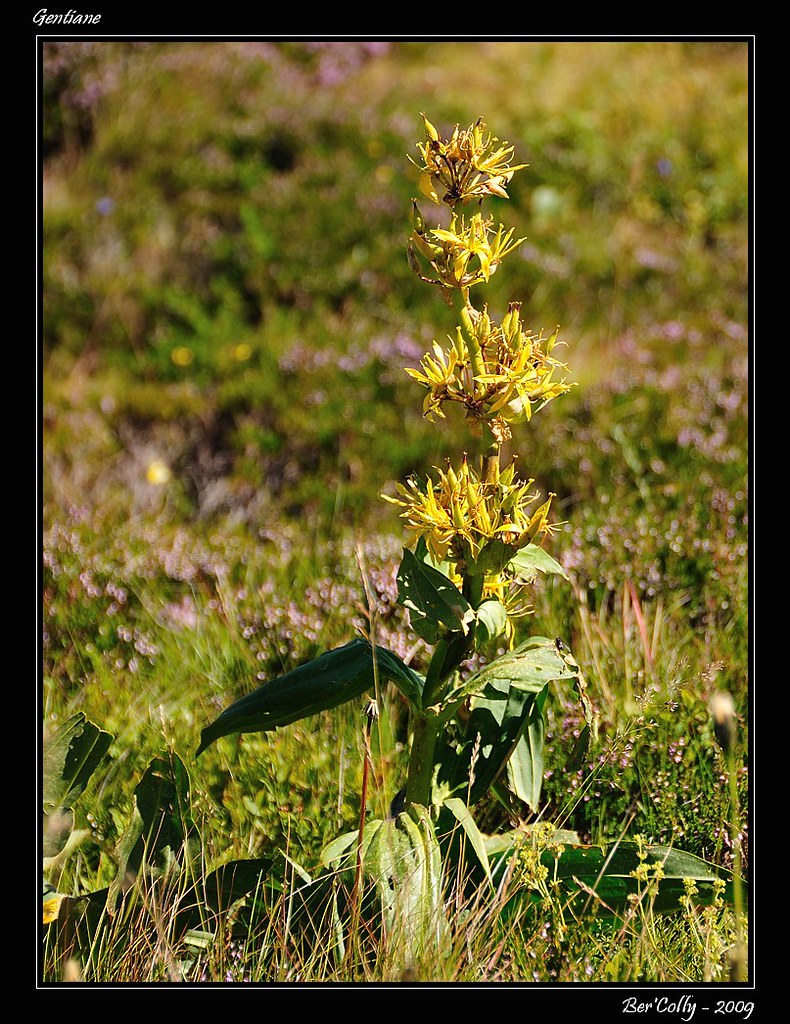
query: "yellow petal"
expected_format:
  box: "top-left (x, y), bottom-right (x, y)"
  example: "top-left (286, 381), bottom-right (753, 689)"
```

top-left (43, 894), bottom-right (65, 925)
top-left (419, 170), bottom-right (439, 203)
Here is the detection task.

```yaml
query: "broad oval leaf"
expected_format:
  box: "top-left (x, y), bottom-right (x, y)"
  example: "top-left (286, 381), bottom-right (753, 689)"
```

top-left (474, 598), bottom-right (509, 646)
top-left (437, 636), bottom-right (582, 720)
top-left (204, 857), bottom-right (274, 913)
top-left (469, 537), bottom-right (517, 576)
top-left (320, 820), bottom-right (385, 870)
top-left (109, 750), bottom-right (198, 914)
top-left (432, 637), bottom-right (587, 808)
top-left (469, 635), bottom-right (583, 697)
top-left (437, 673), bottom-right (547, 806)
top-left (396, 547), bottom-right (475, 645)
top-left (365, 807), bottom-right (447, 956)
top-left (43, 712), bottom-right (113, 815)
top-left (507, 544), bottom-right (570, 585)
top-left (487, 835), bottom-right (737, 917)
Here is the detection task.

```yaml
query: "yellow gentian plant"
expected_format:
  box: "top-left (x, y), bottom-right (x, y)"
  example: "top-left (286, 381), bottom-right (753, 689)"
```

top-left (198, 114), bottom-right (590, 829)
top-left (389, 114), bottom-right (587, 811)
top-left (194, 117), bottom-right (731, 940)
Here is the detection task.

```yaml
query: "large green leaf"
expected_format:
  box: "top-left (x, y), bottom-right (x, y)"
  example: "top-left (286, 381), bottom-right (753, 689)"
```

top-left (203, 857), bottom-right (274, 914)
top-left (109, 750), bottom-right (199, 912)
top-left (43, 712), bottom-right (113, 815)
top-left (372, 645), bottom-right (425, 711)
top-left (470, 536), bottom-right (520, 576)
top-left (197, 638), bottom-right (422, 754)
top-left (487, 833), bottom-right (738, 916)
top-left (473, 635), bottom-right (582, 696)
top-left (365, 807), bottom-right (447, 959)
top-left (171, 857), bottom-right (276, 940)
top-left (506, 544), bottom-right (570, 585)
top-left (433, 637), bottom-right (587, 807)
top-left (506, 687), bottom-right (548, 811)
top-left (438, 673), bottom-right (548, 806)
top-left (432, 635), bottom-right (584, 722)
top-left (396, 546), bottom-right (475, 644)
top-left (322, 808), bottom-right (447, 961)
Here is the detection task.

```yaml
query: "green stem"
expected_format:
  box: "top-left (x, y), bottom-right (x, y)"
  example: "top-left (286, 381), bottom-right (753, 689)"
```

top-left (727, 744), bottom-right (746, 982)
top-left (405, 624), bottom-right (476, 811)
top-left (458, 291), bottom-right (486, 384)
top-left (462, 572), bottom-right (485, 608)
top-left (404, 565), bottom-right (490, 812)
top-left (405, 640), bottom-right (450, 808)
top-left (420, 637), bottom-right (451, 710)
top-left (404, 713), bottom-right (439, 810)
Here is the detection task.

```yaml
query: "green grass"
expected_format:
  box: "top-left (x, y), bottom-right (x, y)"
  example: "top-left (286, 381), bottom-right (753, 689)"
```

top-left (41, 39), bottom-right (749, 985)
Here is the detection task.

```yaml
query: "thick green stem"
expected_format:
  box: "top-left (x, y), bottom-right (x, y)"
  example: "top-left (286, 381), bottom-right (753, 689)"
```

top-left (457, 291), bottom-right (486, 384)
top-left (404, 569), bottom-right (489, 812)
top-left (404, 713), bottom-right (439, 810)
top-left (420, 638), bottom-right (450, 710)
top-left (405, 625), bottom-right (476, 811)
top-left (406, 639), bottom-right (451, 808)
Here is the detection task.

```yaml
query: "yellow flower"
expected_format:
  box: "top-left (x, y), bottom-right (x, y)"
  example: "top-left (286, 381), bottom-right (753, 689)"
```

top-left (43, 889), bottom-right (65, 925)
top-left (383, 455), bottom-right (556, 575)
top-left (409, 210), bottom-right (524, 296)
top-left (146, 459), bottom-right (172, 485)
top-left (171, 346), bottom-right (194, 367)
top-left (404, 332), bottom-right (470, 420)
top-left (405, 303), bottom-right (575, 431)
top-left (412, 114), bottom-right (528, 208)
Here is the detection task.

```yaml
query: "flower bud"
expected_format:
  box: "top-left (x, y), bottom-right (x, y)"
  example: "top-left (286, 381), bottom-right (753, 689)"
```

top-left (421, 113), bottom-right (440, 142)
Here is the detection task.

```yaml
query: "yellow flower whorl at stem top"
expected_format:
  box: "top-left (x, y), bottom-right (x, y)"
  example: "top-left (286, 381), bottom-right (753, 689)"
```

top-left (411, 114), bottom-right (529, 208)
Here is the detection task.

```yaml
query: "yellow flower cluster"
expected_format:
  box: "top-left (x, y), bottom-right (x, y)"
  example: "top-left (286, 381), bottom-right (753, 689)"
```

top-left (408, 204), bottom-right (523, 296)
top-left (411, 114), bottom-right (528, 208)
top-left (383, 455), bottom-right (556, 576)
top-left (405, 301), bottom-right (574, 435)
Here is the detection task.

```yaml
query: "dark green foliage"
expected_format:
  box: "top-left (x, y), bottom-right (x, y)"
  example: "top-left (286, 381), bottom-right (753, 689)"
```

top-left (396, 547), bottom-right (474, 645)
top-left (43, 713), bottom-right (113, 821)
top-left (197, 638), bottom-right (424, 754)
top-left (434, 637), bottom-right (589, 808)
top-left (487, 832), bottom-right (737, 918)
top-left (43, 723), bottom-right (277, 976)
